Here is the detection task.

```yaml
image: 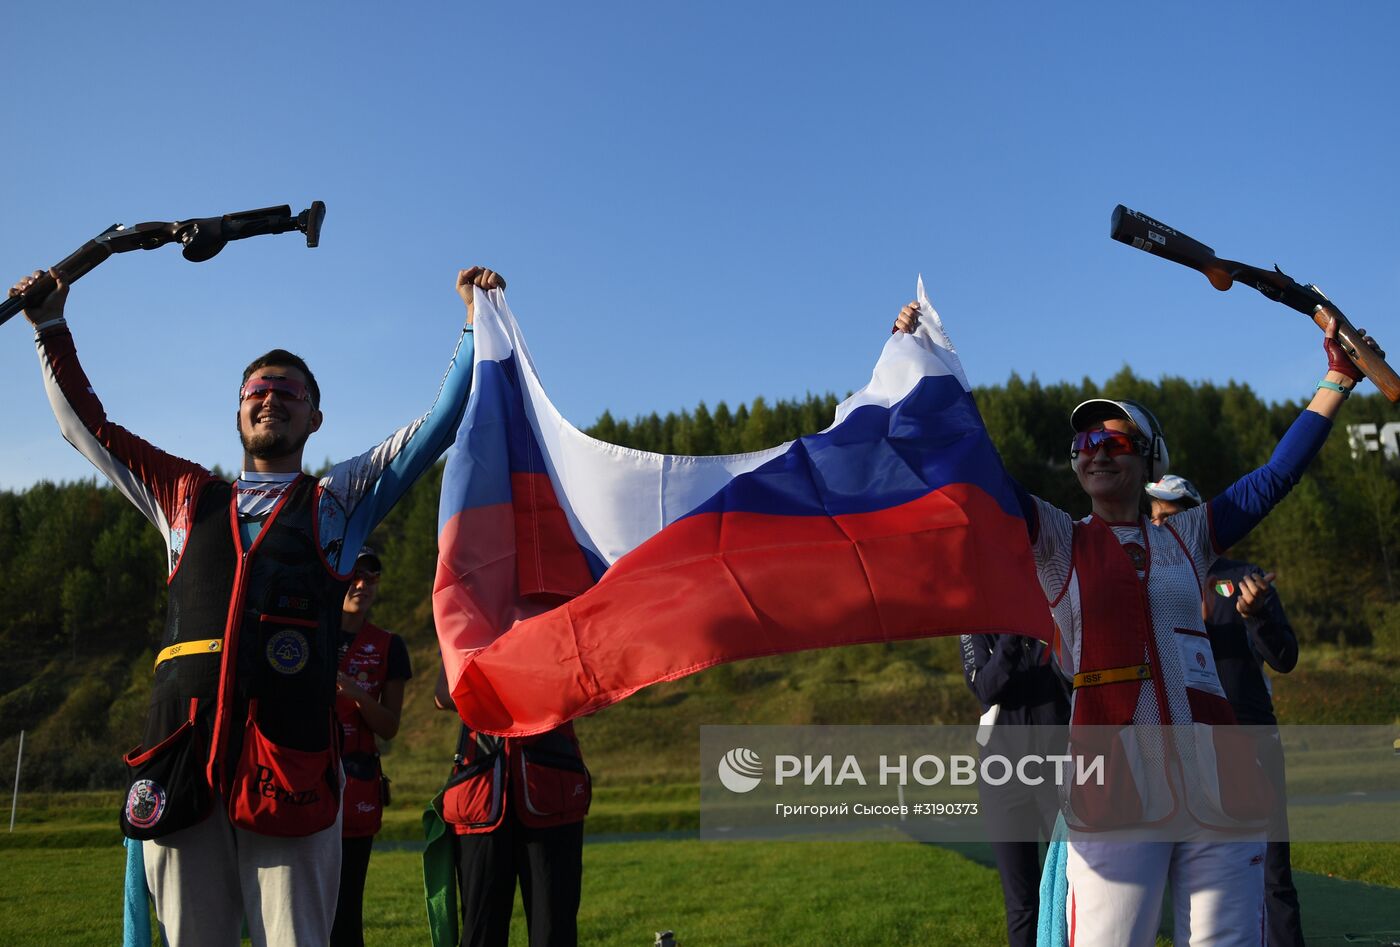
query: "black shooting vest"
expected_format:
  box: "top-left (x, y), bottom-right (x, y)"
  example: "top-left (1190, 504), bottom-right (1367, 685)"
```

top-left (142, 475), bottom-right (348, 796)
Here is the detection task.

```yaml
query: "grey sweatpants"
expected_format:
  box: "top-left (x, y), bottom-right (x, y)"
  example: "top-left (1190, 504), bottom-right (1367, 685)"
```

top-left (143, 799), bottom-right (342, 947)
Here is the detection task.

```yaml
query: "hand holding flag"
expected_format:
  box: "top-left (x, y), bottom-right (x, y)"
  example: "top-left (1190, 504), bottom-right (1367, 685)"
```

top-left (435, 279), bottom-right (1050, 736)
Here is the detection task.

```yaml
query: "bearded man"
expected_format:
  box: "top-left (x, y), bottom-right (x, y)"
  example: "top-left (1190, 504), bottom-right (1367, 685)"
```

top-left (11, 264), bottom-right (503, 946)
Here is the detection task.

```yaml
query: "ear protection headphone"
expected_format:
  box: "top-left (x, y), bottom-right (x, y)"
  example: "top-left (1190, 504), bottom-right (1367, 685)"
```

top-left (1121, 400), bottom-right (1170, 482)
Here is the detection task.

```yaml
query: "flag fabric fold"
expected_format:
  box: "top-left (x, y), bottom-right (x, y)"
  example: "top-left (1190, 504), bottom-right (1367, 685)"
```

top-left (435, 280), bottom-right (1050, 736)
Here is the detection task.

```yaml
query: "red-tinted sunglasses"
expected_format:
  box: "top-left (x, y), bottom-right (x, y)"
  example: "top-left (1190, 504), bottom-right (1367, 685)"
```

top-left (1071, 429), bottom-right (1147, 459)
top-left (239, 377), bottom-right (311, 404)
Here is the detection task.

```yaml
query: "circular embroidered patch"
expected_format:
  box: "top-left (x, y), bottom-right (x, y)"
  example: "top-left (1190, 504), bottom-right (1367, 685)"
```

top-left (126, 779), bottom-right (166, 829)
top-left (266, 629), bottom-right (310, 675)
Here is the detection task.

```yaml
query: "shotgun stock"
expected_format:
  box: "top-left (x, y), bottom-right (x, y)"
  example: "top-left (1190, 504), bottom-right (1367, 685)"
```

top-left (1110, 204), bottom-right (1399, 402)
top-left (2, 202), bottom-right (325, 329)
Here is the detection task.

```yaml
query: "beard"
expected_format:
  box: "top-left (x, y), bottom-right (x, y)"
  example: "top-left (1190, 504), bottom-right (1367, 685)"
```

top-left (239, 419), bottom-right (313, 461)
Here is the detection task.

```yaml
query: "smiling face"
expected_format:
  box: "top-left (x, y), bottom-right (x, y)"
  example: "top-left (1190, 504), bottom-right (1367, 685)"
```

top-left (1074, 418), bottom-right (1149, 511)
top-left (237, 366), bottom-right (323, 463)
top-left (342, 565), bottom-right (380, 616)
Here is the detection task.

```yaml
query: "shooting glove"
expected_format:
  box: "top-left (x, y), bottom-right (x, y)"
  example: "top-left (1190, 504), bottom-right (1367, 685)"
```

top-left (1324, 335), bottom-right (1363, 383)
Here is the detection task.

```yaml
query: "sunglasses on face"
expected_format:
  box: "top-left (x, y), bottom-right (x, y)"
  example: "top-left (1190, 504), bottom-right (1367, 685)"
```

top-left (352, 568), bottom-right (381, 584)
top-left (239, 377), bottom-right (311, 405)
top-left (1070, 429), bottom-right (1147, 460)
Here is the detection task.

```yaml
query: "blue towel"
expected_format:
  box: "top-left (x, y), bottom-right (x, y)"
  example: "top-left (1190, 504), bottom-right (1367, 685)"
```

top-left (123, 837), bottom-right (153, 947)
top-left (1036, 814), bottom-right (1069, 947)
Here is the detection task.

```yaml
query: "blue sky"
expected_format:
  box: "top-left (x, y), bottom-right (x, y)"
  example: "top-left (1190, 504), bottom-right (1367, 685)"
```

top-left (4, 2), bottom-right (1397, 489)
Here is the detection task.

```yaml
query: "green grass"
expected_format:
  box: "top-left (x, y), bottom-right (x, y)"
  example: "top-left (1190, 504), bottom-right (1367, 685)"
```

top-left (0, 839), bottom-right (1008, 946)
top-left (1291, 842), bottom-right (1400, 888)
top-left (4, 641), bottom-right (1398, 943)
top-left (4, 837), bottom-right (1399, 946)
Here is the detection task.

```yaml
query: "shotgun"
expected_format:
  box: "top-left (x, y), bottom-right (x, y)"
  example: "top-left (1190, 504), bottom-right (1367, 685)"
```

top-left (1110, 204), bottom-right (1398, 402)
top-left (2, 202), bottom-right (325, 329)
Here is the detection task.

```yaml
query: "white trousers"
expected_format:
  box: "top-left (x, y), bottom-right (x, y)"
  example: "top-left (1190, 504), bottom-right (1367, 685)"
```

top-left (1066, 837), bottom-right (1265, 946)
top-left (143, 800), bottom-right (342, 947)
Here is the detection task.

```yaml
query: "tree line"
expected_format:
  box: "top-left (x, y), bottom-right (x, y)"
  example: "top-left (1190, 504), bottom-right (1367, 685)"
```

top-left (3, 369), bottom-right (1398, 787)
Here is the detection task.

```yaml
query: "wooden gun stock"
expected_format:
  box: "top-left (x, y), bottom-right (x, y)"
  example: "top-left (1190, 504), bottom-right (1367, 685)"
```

top-left (1313, 305), bottom-right (1400, 402)
top-left (1111, 204), bottom-right (1400, 403)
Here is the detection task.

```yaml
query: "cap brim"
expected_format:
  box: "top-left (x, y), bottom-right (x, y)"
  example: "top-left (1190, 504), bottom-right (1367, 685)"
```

top-left (1071, 399), bottom-right (1135, 433)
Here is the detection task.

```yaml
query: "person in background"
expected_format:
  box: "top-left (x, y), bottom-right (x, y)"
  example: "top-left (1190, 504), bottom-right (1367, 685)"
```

top-left (434, 666), bottom-right (590, 947)
top-left (332, 547), bottom-right (413, 947)
top-left (961, 633), bottom-right (1070, 947)
top-left (1147, 474), bottom-right (1304, 947)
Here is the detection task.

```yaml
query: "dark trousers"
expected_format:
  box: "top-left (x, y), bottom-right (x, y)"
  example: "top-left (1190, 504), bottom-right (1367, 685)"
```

top-left (330, 834), bottom-right (376, 947)
top-left (989, 838), bottom-right (1045, 947)
top-left (1258, 732), bottom-right (1304, 946)
top-left (1265, 840), bottom-right (1304, 946)
top-left (980, 769), bottom-right (1059, 947)
top-left (456, 811), bottom-right (584, 947)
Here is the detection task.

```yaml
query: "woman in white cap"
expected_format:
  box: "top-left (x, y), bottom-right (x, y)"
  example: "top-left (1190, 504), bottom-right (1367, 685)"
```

top-left (894, 301), bottom-right (1381, 946)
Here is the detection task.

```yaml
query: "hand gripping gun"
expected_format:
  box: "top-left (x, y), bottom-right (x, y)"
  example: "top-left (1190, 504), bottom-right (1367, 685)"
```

top-left (1110, 203), bottom-right (1398, 402)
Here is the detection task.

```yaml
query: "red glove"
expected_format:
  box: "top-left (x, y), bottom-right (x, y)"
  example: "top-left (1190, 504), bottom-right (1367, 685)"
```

top-left (1324, 334), bottom-right (1363, 383)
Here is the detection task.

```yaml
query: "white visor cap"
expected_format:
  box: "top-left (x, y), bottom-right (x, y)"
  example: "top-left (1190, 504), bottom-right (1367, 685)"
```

top-left (1070, 398), bottom-right (1170, 482)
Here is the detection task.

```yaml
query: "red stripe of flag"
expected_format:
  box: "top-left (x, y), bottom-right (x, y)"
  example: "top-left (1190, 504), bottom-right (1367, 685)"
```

top-left (450, 482), bottom-right (1050, 736)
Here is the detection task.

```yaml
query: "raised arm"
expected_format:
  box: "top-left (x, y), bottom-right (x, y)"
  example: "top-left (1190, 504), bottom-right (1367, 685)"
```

top-left (1210, 317), bottom-right (1384, 552)
top-left (316, 267), bottom-right (505, 572)
top-left (12, 270), bottom-right (210, 573)
top-left (893, 298), bottom-right (1048, 539)
top-left (1302, 317), bottom-right (1383, 422)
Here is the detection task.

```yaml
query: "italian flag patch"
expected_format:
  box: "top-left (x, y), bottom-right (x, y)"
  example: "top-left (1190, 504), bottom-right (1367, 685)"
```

top-left (1214, 580), bottom-right (1236, 598)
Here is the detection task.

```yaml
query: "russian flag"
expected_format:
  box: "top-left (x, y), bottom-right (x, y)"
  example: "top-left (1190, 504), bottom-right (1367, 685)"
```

top-left (434, 280), bottom-right (1050, 737)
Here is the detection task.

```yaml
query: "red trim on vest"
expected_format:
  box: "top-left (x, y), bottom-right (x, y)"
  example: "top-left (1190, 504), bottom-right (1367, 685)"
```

top-left (1070, 517), bottom-right (1159, 727)
top-left (207, 475), bottom-right (308, 793)
top-left (1066, 516), bottom-right (1271, 832)
top-left (1163, 520), bottom-right (1202, 596)
top-left (1065, 517), bottom-right (1176, 830)
top-left (1049, 526), bottom-right (1078, 609)
top-left (166, 478), bottom-right (215, 587)
top-left (1068, 890), bottom-right (1076, 946)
